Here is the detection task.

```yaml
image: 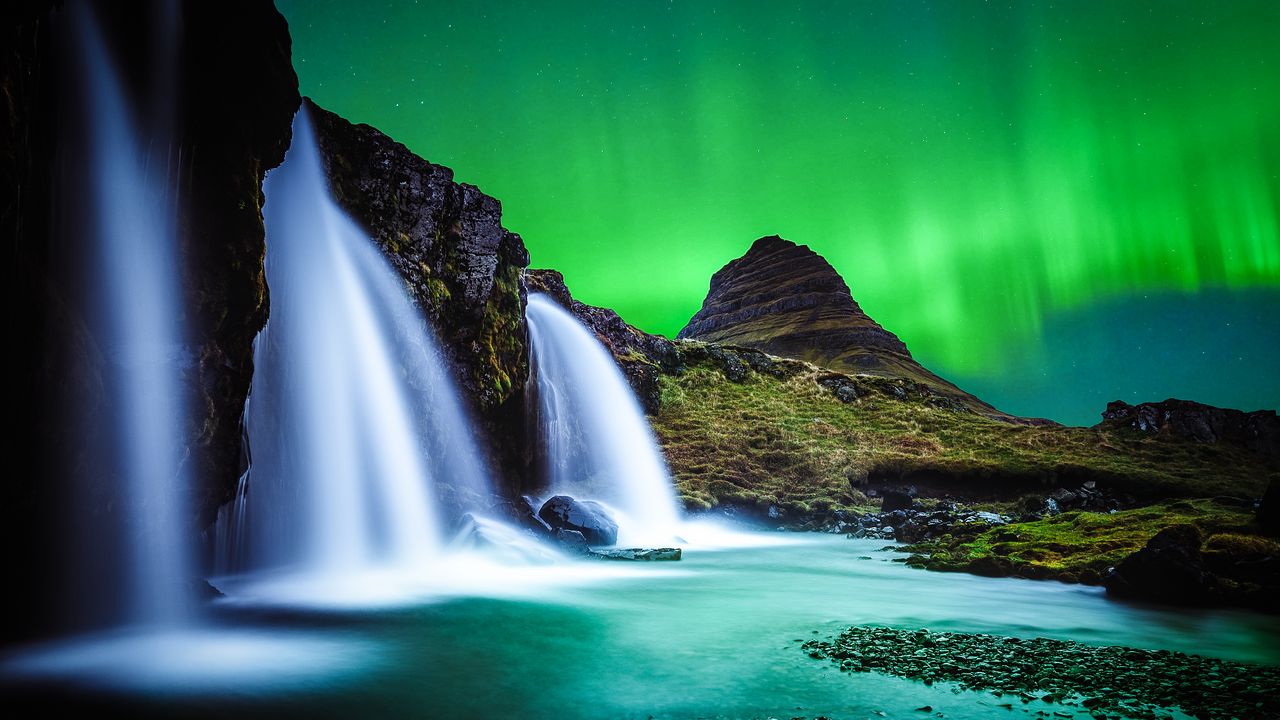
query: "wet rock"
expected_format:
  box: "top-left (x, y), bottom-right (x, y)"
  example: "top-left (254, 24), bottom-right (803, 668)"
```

top-left (553, 529), bottom-right (591, 555)
top-left (516, 495), bottom-right (554, 535)
top-left (591, 548), bottom-right (682, 561)
top-left (538, 495), bottom-right (619, 546)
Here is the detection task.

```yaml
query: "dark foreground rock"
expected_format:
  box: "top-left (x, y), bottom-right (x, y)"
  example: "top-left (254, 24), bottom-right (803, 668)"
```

top-left (803, 626), bottom-right (1280, 720)
top-left (1261, 479), bottom-right (1279, 536)
top-left (1105, 524), bottom-right (1279, 611)
top-left (538, 495), bottom-right (620, 546)
top-left (1104, 525), bottom-right (1215, 604)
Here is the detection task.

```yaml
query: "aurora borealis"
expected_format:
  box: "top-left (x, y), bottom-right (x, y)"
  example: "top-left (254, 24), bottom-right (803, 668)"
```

top-left (277, 0), bottom-right (1279, 425)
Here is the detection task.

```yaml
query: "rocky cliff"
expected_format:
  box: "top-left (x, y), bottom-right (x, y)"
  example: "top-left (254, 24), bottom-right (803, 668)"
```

top-left (1099, 399), bottom-right (1280, 460)
top-left (307, 100), bottom-right (531, 490)
top-left (678, 236), bottom-right (1014, 419)
top-left (2, 0), bottom-right (298, 641)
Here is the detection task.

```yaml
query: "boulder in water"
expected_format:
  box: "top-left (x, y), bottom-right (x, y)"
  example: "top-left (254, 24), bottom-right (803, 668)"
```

top-left (592, 548), bottom-right (682, 561)
top-left (490, 496), bottom-right (554, 536)
top-left (538, 495), bottom-right (619, 546)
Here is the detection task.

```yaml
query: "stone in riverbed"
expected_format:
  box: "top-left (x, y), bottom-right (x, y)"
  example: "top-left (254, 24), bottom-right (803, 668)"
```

top-left (538, 495), bottom-right (620, 545)
top-left (591, 548), bottom-right (682, 561)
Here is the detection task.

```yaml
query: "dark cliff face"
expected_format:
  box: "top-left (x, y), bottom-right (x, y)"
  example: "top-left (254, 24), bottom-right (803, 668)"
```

top-left (2, 0), bottom-right (298, 642)
top-left (306, 100), bottom-right (531, 492)
top-left (180, 0), bottom-right (300, 527)
top-left (678, 235), bottom-right (1013, 420)
top-left (1099, 399), bottom-right (1280, 460)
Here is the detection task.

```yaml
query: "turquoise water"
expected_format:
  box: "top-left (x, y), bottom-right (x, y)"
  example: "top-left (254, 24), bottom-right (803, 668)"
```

top-left (4, 534), bottom-right (1277, 718)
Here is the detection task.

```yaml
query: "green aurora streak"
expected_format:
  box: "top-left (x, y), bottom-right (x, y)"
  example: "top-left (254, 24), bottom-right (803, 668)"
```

top-left (278, 0), bottom-right (1279, 424)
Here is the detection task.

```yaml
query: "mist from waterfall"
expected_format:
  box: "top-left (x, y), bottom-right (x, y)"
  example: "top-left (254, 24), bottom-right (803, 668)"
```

top-left (526, 294), bottom-right (682, 546)
top-left (215, 108), bottom-right (493, 582)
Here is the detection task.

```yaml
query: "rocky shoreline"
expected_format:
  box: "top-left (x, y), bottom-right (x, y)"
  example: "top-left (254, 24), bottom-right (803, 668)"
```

top-left (693, 484), bottom-right (1278, 613)
top-left (802, 626), bottom-right (1280, 719)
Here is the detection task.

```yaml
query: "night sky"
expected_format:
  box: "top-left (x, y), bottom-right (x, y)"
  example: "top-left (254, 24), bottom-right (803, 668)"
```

top-left (277, 0), bottom-right (1279, 425)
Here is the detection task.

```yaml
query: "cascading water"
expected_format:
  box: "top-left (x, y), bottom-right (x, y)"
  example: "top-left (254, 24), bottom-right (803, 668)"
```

top-left (70, 0), bottom-right (191, 628)
top-left (215, 108), bottom-right (492, 582)
top-left (526, 294), bottom-right (682, 546)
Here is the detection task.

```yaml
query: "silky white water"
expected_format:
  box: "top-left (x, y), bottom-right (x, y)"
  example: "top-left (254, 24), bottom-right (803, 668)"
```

top-left (215, 108), bottom-right (492, 581)
top-left (526, 293), bottom-right (682, 546)
top-left (71, 0), bottom-right (191, 628)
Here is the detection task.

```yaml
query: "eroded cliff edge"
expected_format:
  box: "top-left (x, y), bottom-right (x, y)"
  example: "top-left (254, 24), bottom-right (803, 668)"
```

top-left (306, 99), bottom-right (531, 492)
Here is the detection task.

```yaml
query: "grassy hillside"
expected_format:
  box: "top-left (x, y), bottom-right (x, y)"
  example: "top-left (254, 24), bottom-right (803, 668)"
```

top-left (651, 350), bottom-right (1276, 517)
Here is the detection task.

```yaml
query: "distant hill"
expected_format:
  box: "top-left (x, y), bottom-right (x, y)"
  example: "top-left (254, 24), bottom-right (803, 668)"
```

top-left (678, 235), bottom-right (1018, 420)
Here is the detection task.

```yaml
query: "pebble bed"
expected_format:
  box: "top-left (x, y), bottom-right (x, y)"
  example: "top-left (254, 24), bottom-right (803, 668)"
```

top-left (801, 626), bottom-right (1280, 719)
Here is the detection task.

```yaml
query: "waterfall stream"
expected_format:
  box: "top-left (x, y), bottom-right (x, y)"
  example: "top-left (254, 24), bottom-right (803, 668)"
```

top-left (214, 108), bottom-right (493, 584)
top-left (69, 0), bottom-right (192, 629)
top-left (526, 294), bottom-right (682, 546)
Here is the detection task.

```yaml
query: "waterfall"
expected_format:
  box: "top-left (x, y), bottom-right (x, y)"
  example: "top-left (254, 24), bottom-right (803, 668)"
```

top-left (66, 0), bottom-right (192, 628)
top-left (526, 294), bottom-right (681, 546)
top-left (216, 108), bottom-right (492, 579)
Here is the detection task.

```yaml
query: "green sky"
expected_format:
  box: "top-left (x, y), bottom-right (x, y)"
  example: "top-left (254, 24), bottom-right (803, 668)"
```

top-left (277, 0), bottom-right (1279, 424)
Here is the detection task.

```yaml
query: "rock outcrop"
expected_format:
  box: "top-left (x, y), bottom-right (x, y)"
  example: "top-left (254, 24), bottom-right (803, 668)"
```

top-left (1098, 399), bottom-right (1280, 460)
top-left (678, 236), bottom-right (1014, 419)
top-left (306, 100), bottom-right (531, 491)
top-left (1104, 525), bottom-right (1217, 605)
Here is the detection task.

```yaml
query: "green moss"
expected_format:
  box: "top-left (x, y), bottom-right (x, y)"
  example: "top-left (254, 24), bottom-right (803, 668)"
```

top-left (902, 499), bottom-right (1259, 582)
top-left (1203, 532), bottom-right (1280, 556)
top-left (425, 276), bottom-right (452, 306)
top-left (471, 259), bottom-right (524, 408)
